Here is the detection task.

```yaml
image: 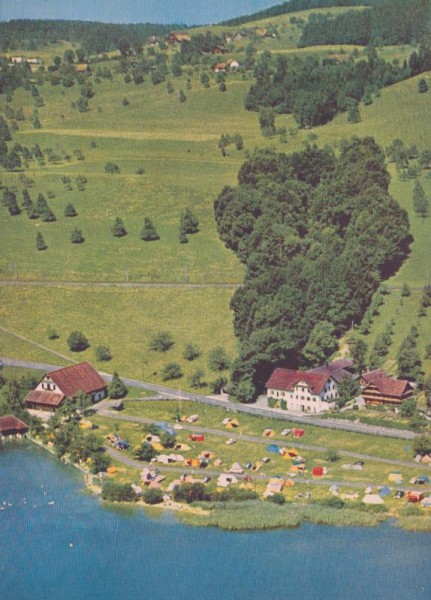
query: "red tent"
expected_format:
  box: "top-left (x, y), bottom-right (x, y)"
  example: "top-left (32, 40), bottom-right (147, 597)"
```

top-left (293, 428), bottom-right (305, 438)
top-left (312, 466), bottom-right (324, 477)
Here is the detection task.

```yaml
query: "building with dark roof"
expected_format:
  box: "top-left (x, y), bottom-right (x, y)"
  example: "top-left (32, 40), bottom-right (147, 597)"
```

top-left (25, 362), bottom-right (107, 413)
top-left (309, 359), bottom-right (356, 384)
top-left (266, 368), bottom-right (339, 413)
top-left (359, 369), bottom-right (414, 406)
top-left (0, 415), bottom-right (29, 437)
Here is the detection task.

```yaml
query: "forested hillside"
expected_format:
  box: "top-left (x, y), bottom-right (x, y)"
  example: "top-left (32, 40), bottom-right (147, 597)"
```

top-left (220, 0), bottom-right (369, 26)
top-left (245, 40), bottom-right (431, 127)
top-left (299, 0), bottom-right (431, 46)
top-left (0, 20), bottom-right (177, 54)
top-left (214, 138), bottom-right (410, 401)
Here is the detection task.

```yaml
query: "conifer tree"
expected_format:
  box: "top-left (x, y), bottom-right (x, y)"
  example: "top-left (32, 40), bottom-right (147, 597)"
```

top-left (140, 217), bottom-right (159, 241)
top-left (36, 231), bottom-right (47, 251)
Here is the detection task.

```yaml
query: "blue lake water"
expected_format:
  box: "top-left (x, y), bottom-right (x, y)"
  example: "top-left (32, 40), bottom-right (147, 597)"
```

top-left (0, 443), bottom-right (430, 600)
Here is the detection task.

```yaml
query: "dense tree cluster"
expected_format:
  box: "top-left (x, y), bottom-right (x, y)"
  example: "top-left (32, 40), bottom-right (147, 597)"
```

top-left (245, 47), bottom-right (416, 127)
top-left (214, 138), bottom-right (410, 401)
top-left (299, 0), bottom-right (431, 47)
top-left (0, 20), bottom-right (175, 55)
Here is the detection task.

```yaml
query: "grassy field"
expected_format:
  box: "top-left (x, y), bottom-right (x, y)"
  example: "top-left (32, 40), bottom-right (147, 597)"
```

top-left (1, 11), bottom-right (431, 386)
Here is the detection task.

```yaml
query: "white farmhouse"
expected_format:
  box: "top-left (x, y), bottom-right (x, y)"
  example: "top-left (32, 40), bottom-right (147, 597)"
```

top-left (266, 368), bottom-right (339, 413)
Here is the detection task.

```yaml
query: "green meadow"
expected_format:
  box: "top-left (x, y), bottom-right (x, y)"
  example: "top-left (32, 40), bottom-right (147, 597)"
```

top-left (1, 6), bottom-right (431, 386)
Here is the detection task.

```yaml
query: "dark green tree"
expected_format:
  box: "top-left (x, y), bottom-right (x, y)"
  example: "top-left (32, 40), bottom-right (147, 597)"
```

top-left (161, 362), bottom-right (183, 381)
top-left (95, 345), bottom-right (112, 361)
top-left (111, 217), bottom-right (127, 237)
top-left (347, 336), bottom-right (368, 373)
top-left (67, 330), bottom-right (89, 352)
top-left (108, 372), bottom-right (128, 399)
top-left (140, 217), bottom-right (159, 241)
top-left (183, 343), bottom-right (201, 361)
top-left (104, 162), bottom-right (120, 174)
top-left (71, 228), bottom-right (84, 243)
top-left (36, 231), bottom-right (47, 251)
top-left (149, 331), bottom-right (174, 352)
top-left (179, 90), bottom-right (186, 103)
top-left (336, 378), bottom-right (361, 408)
top-left (397, 335), bottom-right (422, 381)
top-left (180, 209), bottom-right (199, 234)
top-left (418, 78), bottom-right (429, 93)
top-left (302, 321), bottom-right (338, 367)
top-left (189, 369), bottom-right (205, 388)
top-left (208, 346), bottom-right (230, 371)
top-left (64, 202), bottom-right (77, 217)
top-left (413, 180), bottom-right (429, 218)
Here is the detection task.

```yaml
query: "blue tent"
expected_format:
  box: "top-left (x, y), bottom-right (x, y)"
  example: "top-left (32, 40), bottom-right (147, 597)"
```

top-left (379, 486), bottom-right (391, 497)
top-left (266, 444), bottom-right (280, 454)
top-left (416, 475), bottom-right (430, 484)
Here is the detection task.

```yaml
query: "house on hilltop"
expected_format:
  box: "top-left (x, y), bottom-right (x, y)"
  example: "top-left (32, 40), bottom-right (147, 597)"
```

top-left (266, 368), bottom-right (339, 413)
top-left (25, 362), bottom-right (107, 413)
top-left (359, 369), bottom-right (414, 406)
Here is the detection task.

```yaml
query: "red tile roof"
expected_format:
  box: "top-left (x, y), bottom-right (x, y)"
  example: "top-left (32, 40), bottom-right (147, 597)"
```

top-left (266, 368), bottom-right (331, 395)
top-left (25, 390), bottom-right (65, 407)
top-left (47, 362), bottom-right (107, 396)
top-left (361, 370), bottom-right (412, 398)
top-left (0, 415), bottom-right (29, 434)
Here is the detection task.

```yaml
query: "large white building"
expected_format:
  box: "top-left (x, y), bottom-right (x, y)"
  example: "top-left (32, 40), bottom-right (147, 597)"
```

top-left (266, 368), bottom-right (339, 413)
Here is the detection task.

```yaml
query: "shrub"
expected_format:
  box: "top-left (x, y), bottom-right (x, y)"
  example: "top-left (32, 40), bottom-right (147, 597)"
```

top-left (173, 483), bottom-right (209, 503)
top-left (67, 330), bottom-right (89, 352)
top-left (208, 346), bottom-right (230, 371)
top-left (95, 345), bottom-right (112, 362)
top-left (142, 488), bottom-right (163, 505)
top-left (102, 482), bottom-right (136, 502)
top-left (135, 442), bottom-right (158, 462)
top-left (183, 343), bottom-right (201, 361)
top-left (46, 326), bottom-right (59, 340)
top-left (161, 362), bottom-right (183, 381)
top-left (267, 397), bottom-right (277, 408)
top-left (108, 372), bottom-right (127, 399)
top-left (266, 493), bottom-right (285, 505)
top-left (149, 331), bottom-right (174, 352)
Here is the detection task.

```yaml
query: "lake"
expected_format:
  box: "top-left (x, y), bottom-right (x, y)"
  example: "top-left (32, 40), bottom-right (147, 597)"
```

top-left (0, 443), bottom-right (430, 600)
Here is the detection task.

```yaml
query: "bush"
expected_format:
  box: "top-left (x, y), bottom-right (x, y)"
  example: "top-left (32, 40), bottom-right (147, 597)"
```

top-left (183, 343), bottom-right (201, 361)
top-left (161, 363), bottom-right (183, 381)
top-left (108, 372), bottom-right (127, 399)
top-left (102, 482), bottom-right (136, 502)
top-left (208, 346), bottom-right (230, 371)
top-left (210, 376), bottom-right (227, 394)
top-left (142, 488), bottom-right (163, 505)
top-left (46, 326), bottom-right (59, 340)
top-left (95, 345), bottom-right (112, 361)
top-left (173, 483), bottom-right (209, 503)
top-left (267, 397), bottom-right (277, 408)
top-left (67, 330), bottom-right (89, 352)
top-left (149, 331), bottom-right (174, 352)
top-left (266, 493), bottom-right (285, 505)
top-left (135, 442), bottom-right (158, 462)
top-left (318, 496), bottom-right (344, 509)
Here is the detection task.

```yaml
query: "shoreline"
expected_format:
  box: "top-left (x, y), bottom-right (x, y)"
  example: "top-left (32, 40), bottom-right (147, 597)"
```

top-left (21, 437), bottom-right (431, 533)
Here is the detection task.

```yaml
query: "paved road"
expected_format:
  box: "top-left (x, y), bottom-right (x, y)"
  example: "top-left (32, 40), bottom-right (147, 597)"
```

top-left (97, 407), bottom-right (420, 469)
top-left (1, 357), bottom-right (418, 440)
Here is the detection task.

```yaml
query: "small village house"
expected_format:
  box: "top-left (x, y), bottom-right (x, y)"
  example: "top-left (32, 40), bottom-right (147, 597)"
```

top-left (0, 415), bottom-right (29, 438)
top-left (266, 368), bottom-right (339, 413)
top-left (25, 362), bottom-right (108, 413)
top-left (359, 369), bottom-right (414, 406)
